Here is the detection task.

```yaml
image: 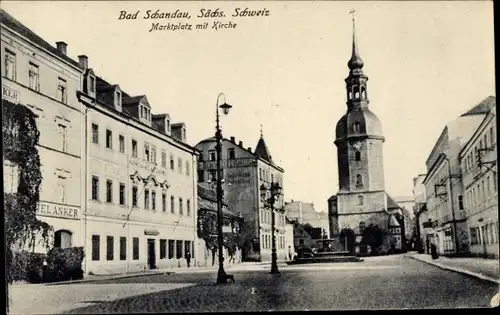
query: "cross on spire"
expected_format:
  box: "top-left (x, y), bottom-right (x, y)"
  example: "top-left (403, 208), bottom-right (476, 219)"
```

top-left (347, 9), bottom-right (364, 71)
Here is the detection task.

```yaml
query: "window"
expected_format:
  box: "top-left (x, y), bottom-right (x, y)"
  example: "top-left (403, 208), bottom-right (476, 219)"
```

top-left (132, 140), bottom-right (138, 157)
top-left (162, 193), bottom-right (167, 212)
top-left (91, 176), bottom-right (99, 200)
top-left (152, 191), bottom-right (156, 210)
top-left (356, 174), bottom-right (363, 188)
top-left (490, 127), bottom-right (495, 146)
top-left (119, 135), bottom-right (125, 153)
top-left (106, 180), bottom-right (113, 203)
top-left (197, 170), bottom-right (205, 182)
top-left (355, 151), bottom-right (361, 161)
top-left (57, 77), bottom-right (67, 103)
top-left (89, 76), bottom-right (95, 94)
top-left (4, 49), bottom-right (16, 80)
top-left (57, 176), bottom-right (66, 203)
top-left (170, 155), bottom-right (175, 170)
top-left (359, 222), bottom-right (366, 233)
top-left (209, 171), bottom-right (216, 182)
top-left (209, 150), bottom-right (216, 161)
top-left (228, 148), bottom-right (235, 159)
top-left (484, 134), bottom-right (488, 148)
top-left (358, 195), bottom-right (364, 206)
top-left (187, 199), bottom-right (191, 216)
top-left (144, 143), bottom-right (150, 161)
top-left (199, 153), bottom-right (204, 161)
top-left (176, 240), bottom-right (183, 259)
top-left (184, 241), bottom-right (191, 257)
top-left (132, 186), bottom-right (138, 207)
top-left (179, 198), bottom-right (183, 215)
top-left (106, 236), bottom-right (114, 260)
top-left (186, 161), bottom-right (190, 176)
top-left (178, 158), bottom-right (183, 173)
top-left (168, 240), bottom-right (175, 259)
top-left (353, 122), bottom-right (360, 133)
top-left (120, 237), bottom-right (126, 260)
top-left (92, 124), bottom-right (99, 144)
top-left (458, 195), bottom-right (464, 210)
top-left (119, 183), bottom-right (126, 205)
top-left (171, 196), bottom-right (175, 213)
top-left (162, 151), bottom-right (167, 168)
top-left (160, 239), bottom-right (167, 259)
top-left (57, 124), bottom-right (68, 152)
top-left (29, 62), bottom-right (39, 91)
top-left (92, 235), bottom-right (100, 261)
top-left (151, 146), bottom-right (156, 163)
top-left (144, 189), bottom-right (150, 209)
top-left (133, 237), bottom-right (139, 260)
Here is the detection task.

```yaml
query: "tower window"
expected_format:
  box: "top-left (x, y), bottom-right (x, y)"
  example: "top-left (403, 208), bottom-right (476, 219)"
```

top-left (353, 122), bottom-right (360, 133)
top-left (359, 221), bottom-right (365, 232)
top-left (355, 151), bottom-right (361, 161)
top-left (358, 196), bottom-right (364, 206)
top-left (356, 174), bottom-right (363, 188)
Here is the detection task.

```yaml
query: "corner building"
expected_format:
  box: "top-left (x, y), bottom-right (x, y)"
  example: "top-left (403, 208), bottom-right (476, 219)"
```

top-left (2, 10), bottom-right (83, 253)
top-left (329, 18), bottom-right (403, 252)
top-left (195, 134), bottom-right (288, 262)
top-left (77, 56), bottom-right (198, 275)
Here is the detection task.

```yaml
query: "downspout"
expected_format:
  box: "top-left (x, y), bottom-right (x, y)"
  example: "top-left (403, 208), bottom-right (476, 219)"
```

top-left (192, 152), bottom-right (197, 267)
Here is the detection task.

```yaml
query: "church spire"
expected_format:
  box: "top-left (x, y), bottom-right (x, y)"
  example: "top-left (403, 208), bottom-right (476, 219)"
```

top-left (345, 10), bottom-right (369, 109)
top-left (348, 10), bottom-right (364, 71)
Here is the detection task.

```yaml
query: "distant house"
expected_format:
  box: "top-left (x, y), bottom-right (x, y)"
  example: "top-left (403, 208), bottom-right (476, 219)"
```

top-left (285, 200), bottom-right (330, 236)
top-left (290, 220), bottom-right (314, 250)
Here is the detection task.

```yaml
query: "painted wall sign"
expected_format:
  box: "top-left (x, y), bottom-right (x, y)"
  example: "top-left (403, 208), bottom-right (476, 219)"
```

top-left (3, 85), bottom-right (20, 104)
top-left (199, 158), bottom-right (257, 170)
top-left (128, 158), bottom-right (167, 176)
top-left (36, 201), bottom-right (80, 220)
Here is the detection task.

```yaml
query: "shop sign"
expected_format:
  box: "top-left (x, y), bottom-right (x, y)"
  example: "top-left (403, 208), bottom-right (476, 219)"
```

top-left (3, 85), bottom-right (20, 104)
top-left (36, 201), bottom-right (80, 220)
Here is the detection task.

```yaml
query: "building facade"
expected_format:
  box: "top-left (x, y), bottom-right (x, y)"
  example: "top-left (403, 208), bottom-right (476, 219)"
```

top-left (195, 134), bottom-right (288, 262)
top-left (330, 18), bottom-right (402, 253)
top-left (285, 200), bottom-right (329, 236)
top-left (421, 97), bottom-right (492, 256)
top-left (2, 10), bottom-right (84, 253)
top-left (77, 57), bottom-right (199, 275)
top-left (458, 99), bottom-right (498, 258)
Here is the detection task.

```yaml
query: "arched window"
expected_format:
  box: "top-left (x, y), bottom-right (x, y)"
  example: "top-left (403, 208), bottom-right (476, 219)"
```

top-left (361, 87), bottom-right (366, 100)
top-left (359, 222), bottom-right (366, 232)
top-left (358, 195), bottom-right (364, 206)
top-left (54, 230), bottom-right (72, 249)
top-left (355, 151), bottom-right (361, 161)
top-left (356, 174), bottom-right (363, 188)
top-left (353, 122), bottom-right (360, 133)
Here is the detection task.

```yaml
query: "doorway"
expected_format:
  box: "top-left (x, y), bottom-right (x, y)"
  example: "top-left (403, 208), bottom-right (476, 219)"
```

top-left (147, 239), bottom-right (156, 270)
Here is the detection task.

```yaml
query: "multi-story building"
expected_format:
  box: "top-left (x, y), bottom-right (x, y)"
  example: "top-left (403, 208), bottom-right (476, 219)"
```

top-left (284, 201), bottom-right (330, 237)
top-left (458, 97), bottom-right (498, 258)
top-left (76, 56), bottom-right (199, 275)
top-left (422, 96), bottom-right (493, 256)
top-left (195, 133), bottom-right (287, 262)
top-left (394, 196), bottom-right (415, 243)
top-left (2, 10), bottom-right (84, 253)
top-left (412, 174), bottom-right (428, 247)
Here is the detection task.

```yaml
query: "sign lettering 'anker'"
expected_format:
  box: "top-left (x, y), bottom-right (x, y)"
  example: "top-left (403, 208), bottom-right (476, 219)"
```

top-left (36, 201), bottom-right (80, 220)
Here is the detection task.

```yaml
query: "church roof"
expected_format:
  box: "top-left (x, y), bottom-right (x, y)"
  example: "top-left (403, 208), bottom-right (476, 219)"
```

top-left (254, 136), bottom-right (273, 163)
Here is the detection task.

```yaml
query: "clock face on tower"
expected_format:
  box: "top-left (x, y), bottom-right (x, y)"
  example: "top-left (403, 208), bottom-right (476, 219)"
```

top-left (351, 141), bottom-right (362, 150)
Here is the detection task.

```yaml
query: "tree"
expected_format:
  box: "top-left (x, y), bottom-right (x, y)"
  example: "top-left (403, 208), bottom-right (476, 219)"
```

top-left (3, 101), bottom-right (52, 312)
top-left (339, 228), bottom-right (356, 253)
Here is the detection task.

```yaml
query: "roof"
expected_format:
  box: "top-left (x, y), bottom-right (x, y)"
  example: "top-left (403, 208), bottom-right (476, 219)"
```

top-left (335, 107), bottom-right (384, 142)
top-left (285, 201), bottom-right (327, 227)
top-left (0, 9), bottom-right (81, 69)
top-left (254, 136), bottom-right (273, 163)
top-left (385, 193), bottom-right (401, 210)
top-left (393, 196), bottom-right (414, 203)
top-left (389, 215), bottom-right (400, 227)
top-left (460, 96), bottom-right (495, 117)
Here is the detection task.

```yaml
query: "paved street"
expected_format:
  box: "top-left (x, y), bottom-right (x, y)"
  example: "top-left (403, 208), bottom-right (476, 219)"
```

top-left (9, 255), bottom-right (498, 314)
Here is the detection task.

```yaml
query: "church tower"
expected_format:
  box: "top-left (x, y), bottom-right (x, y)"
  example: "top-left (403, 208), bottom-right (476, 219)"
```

top-left (332, 13), bottom-right (390, 241)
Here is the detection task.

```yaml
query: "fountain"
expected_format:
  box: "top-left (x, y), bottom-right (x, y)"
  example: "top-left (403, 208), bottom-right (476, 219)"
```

top-left (288, 239), bottom-right (363, 265)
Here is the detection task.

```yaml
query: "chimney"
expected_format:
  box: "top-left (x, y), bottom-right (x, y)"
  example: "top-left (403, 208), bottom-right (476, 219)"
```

top-left (78, 55), bottom-right (88, 69)
top-left (238, 141), bottom-right (243, 147)
top-left (247, 147), bottom-right (252, 152)
top-left (230, 136), bottom-right (235, 143)
top-left (55, 41), bottom-right (67, 55)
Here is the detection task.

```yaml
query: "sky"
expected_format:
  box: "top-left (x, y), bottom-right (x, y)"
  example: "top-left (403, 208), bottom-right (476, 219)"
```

top-left (2, 1), bottom-right (495, 213)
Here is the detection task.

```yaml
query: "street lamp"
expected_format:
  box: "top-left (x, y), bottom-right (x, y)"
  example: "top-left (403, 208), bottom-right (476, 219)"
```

top-left (260, 181), bottom-right (282, 274)
top-left (215, 93), bottom-right (232, 284)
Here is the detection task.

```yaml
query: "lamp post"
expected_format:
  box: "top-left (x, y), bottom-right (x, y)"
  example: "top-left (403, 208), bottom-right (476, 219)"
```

top-left (260, 181), bottom-right (282, 274)
top-left (215, 93), bottom-right (232, 284)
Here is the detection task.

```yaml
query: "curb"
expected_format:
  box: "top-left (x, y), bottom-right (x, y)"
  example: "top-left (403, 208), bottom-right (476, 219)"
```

top-left (407, 255), bottom-right (500, 284)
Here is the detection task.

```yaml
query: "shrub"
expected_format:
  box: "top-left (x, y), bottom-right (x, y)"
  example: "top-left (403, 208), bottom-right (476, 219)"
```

top-left (9, 250), bottom-right (47, 283)
top-left (44, 247), bottom-right (85, 282)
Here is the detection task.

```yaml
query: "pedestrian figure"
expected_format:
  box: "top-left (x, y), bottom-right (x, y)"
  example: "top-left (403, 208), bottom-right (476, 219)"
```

top-left (426, 239), bottom-right (430, 254)
top-left (211, 246), bottom-right (217, 266)
top-left (186, 250), bottom-right (191, 268)
top-left (288, 246), bottom-right (292, 261)
top-left (430, 243), bottom-right (439, 260)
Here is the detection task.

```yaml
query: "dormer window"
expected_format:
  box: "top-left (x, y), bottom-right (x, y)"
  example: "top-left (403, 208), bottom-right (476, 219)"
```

top-left (114, 90), bottom-right (122, 111)
top-left (140, 105), bottom-right (151, 121)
